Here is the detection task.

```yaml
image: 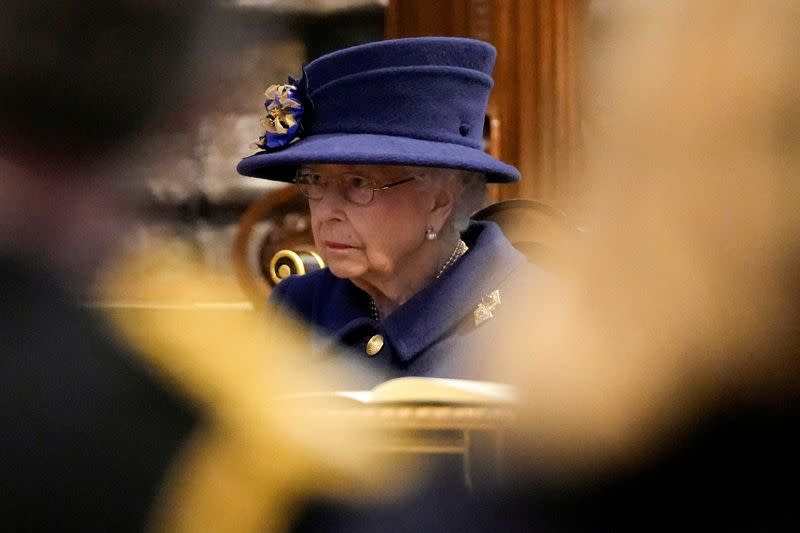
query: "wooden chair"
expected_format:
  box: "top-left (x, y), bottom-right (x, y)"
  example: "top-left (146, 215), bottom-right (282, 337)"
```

top-left (231, 186), bottom-right (320, 304)
top-left (472, 198), bottom-right (579, 272)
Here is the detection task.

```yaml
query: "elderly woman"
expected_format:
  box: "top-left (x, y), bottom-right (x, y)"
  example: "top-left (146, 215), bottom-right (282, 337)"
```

top-left (237, 37), bottom-right (541, 381)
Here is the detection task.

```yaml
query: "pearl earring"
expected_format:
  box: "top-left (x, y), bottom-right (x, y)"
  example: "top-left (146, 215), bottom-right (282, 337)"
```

top-left (426, 227), bottom-right (437, 240)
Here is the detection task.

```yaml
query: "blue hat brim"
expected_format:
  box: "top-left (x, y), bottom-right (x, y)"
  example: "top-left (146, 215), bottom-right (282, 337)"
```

top-left (237, 133), bottom-right (520, 183)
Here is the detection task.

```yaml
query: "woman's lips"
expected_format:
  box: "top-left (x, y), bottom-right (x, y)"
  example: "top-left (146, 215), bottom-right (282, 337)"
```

top-left (323, 241), bottom-right (355, 250)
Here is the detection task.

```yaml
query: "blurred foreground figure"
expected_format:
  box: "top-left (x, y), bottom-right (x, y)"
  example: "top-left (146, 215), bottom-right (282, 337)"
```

top-left (0, 2), bottom-right (391, 531)
top-left (498, 0), bottom-right (800, 529)
top-left (0, 2), bottom-right (213, 530)
top-left (293, 1), bottom-right (800, 531)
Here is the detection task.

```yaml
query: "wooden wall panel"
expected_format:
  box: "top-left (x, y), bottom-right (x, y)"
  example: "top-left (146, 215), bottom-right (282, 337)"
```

top-left (386, 0), bottom-right (587, 208)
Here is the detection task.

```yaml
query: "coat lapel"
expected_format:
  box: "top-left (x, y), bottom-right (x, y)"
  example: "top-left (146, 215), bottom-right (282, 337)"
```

top-left (382, 221), bottom-right (526, 363)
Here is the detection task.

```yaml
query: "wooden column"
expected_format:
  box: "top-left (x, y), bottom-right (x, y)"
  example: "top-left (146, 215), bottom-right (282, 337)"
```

top-left (386, 0), bottom-right (587, 207)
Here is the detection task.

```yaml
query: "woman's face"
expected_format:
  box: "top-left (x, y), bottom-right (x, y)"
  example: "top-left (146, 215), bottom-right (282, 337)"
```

top-left (305, 164), bottom-right (448, 284)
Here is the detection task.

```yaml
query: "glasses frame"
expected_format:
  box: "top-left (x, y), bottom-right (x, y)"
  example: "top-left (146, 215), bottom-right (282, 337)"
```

top-left (293, 171), bottom-right (417, 206)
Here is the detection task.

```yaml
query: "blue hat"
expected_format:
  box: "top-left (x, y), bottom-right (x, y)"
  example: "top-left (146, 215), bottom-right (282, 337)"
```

top-left (237, 37), bottom-right (520, 183)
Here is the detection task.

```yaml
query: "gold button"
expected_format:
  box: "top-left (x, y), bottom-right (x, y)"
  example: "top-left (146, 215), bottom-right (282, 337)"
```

top-left (365, 334), bottom-right (384, 356)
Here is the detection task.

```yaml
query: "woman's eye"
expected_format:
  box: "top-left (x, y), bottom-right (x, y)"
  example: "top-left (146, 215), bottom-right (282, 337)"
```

top-left (346, 176), bottom-right (369, 189)
top-left (305, 174), bottom-right (324, 185)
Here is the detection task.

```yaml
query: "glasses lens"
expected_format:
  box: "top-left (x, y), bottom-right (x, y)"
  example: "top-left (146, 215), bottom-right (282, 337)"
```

top-left (295, 172), bottom-right (379, 204)
top-left (343, 175), bottom-right (374, 205)
top-left (295, 173), bottom-right (325, 200)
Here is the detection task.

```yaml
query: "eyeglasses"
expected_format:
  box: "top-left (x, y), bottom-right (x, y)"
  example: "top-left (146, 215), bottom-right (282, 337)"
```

top-left (294, 170), bottom-right (416, 205)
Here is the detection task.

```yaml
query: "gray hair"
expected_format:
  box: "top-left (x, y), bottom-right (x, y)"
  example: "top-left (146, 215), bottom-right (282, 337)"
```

top-left (415, 167), bottom-right (487, 241)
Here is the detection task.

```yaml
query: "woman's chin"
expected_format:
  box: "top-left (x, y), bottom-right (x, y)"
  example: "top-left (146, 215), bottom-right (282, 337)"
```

top-left (325, 260), bottom-right (367, 280)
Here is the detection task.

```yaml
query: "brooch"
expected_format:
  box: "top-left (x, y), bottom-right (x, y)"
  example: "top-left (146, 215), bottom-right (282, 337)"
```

top-left (474, 289), bottom-right (501, 326)
top-left (253, 71), bottom-right (311, 151)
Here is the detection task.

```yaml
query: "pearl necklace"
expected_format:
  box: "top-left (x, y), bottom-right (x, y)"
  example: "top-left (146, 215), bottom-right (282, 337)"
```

top-left (369, 239), bottom-right (468, 321)
top-left (436, 239), bottom-right (468, 279)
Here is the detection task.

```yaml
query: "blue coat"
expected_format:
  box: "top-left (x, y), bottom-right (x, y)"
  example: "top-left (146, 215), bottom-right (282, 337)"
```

top-left (270, 221), bottom-right (541, 387)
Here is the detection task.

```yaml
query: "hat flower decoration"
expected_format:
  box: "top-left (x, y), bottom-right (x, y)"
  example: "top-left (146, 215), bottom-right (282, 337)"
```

top-left (255, 73), bottom-right (311, 150)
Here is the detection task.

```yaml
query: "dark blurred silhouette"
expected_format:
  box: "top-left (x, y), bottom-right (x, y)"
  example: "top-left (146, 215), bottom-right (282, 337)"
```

top-left (0, 5), bottom-right (403, 531)
top-left (0, 1), bottom-right (213, 530)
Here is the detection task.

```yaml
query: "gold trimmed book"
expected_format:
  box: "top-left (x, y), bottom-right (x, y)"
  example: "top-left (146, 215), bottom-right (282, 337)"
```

top-left (288, 377), bottom-right (515, 405)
